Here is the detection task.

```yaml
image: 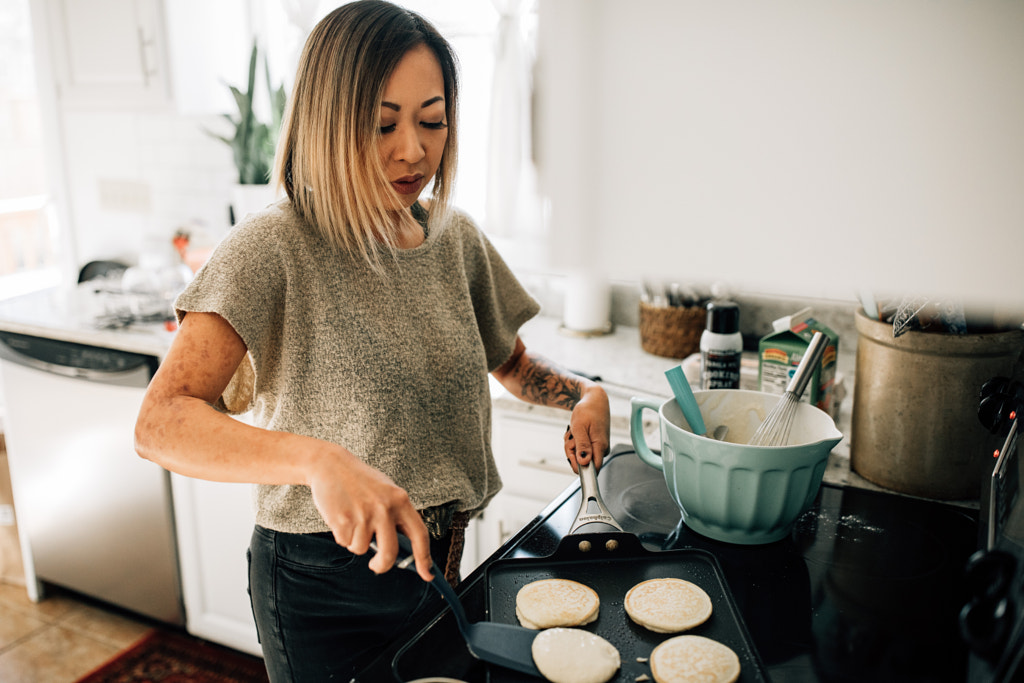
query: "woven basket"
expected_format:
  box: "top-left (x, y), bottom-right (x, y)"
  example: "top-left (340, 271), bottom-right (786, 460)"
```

top-left (639, 301), bottom-right (706, 359)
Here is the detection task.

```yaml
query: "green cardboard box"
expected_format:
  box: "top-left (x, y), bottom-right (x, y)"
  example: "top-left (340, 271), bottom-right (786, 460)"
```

top-left (757, 316), bottom-right (839, 415)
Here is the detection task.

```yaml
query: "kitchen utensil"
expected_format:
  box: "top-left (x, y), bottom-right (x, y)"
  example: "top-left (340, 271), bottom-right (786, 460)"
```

top-left (668, 282), bottom-right (682, 307)
top-left (568, 462), bottom-right (624, 534)
top-left (858, 289), bottom-right (879, 320)
top-left (713, 424), bottom-right (730, 441)
top-left (485, 533), bottom-right (769, 683)
top-left (664, 365), bottom-right (707, 435)
top-left (371, 537), bottom-right (541, 678)
top-left (748, 331), bottom-right (828, 447)
top-left (630, 389), bottom-right (842, 544)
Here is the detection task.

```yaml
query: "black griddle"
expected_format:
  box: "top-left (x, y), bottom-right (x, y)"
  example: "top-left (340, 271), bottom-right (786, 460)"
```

top-left (359, 446), bottom-right (979, 682)
top-left (485, 531), bottom-right (768, 683)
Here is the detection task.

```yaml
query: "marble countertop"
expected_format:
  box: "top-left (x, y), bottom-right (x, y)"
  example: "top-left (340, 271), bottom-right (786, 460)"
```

top-left (0, 286), bottom-right (175, 358)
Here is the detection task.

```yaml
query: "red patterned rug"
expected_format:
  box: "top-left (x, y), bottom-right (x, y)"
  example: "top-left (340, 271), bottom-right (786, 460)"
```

top-left (76, 629), bottom-right (269, 683)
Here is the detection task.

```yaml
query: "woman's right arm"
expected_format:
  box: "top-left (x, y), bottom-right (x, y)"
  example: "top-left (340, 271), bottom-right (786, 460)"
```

top-left (134, 311), bottom-right (434, 580)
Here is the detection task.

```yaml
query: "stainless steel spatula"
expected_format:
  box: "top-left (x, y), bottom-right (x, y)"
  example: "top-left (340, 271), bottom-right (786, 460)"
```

top-left (371, 536), bottom-right (542, 677)
top-left (568, 461), bottom-right (624, 534)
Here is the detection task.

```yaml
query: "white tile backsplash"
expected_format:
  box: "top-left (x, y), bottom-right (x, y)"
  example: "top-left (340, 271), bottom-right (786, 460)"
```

top-left (61, 108), bottom-right (237, 267)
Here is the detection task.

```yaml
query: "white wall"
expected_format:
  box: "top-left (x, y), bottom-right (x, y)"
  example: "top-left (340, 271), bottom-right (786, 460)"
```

top-left (537, 0), bottom-right (1024, 310)
top-left (52, 0), bottom-right (501, 271)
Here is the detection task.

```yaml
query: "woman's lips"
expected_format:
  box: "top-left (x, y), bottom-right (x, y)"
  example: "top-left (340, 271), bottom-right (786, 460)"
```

top-left (392, 175), bottom-right (424, 195)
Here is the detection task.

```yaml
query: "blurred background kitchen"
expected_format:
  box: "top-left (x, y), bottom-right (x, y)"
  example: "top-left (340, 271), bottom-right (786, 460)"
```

top-left (1, 0), bottom-right (1023, 680)
top-left (2, 0), bottom-right (1023, 322)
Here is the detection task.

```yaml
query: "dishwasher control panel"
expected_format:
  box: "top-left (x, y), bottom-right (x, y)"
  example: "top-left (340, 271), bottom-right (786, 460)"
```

top-left (0, 331), bottom-right (157, 382)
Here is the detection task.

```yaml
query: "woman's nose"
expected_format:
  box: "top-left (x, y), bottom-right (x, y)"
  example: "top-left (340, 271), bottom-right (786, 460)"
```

top-left (392, 125), bottom-right (425, 163)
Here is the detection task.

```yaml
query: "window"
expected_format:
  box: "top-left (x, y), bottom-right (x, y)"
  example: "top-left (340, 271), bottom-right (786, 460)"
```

top-left (257, 0), bottom-right (543, 248)
top-left (0, 0), bottom-right (64, 299)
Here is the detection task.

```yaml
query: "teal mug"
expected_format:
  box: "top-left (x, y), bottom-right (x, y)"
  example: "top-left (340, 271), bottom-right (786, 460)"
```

top-left (630, 389), bottom-right (842, 544)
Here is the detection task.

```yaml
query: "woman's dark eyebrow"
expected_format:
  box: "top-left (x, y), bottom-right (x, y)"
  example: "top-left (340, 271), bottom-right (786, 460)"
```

top-left (381, 96), bottom-right (444, 112)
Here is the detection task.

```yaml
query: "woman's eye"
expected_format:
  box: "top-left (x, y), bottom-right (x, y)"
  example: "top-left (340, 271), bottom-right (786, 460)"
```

top-left (379, 124), bottom-right (396, 134)
top-left (422, 121), bottom-right (448, 130)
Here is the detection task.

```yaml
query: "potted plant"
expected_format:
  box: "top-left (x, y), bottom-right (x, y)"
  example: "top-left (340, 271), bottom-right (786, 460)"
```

top-left (208, 41), bottom-right (288, 223)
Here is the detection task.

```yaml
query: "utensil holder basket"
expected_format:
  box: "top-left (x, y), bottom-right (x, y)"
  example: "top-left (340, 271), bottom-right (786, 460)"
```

top-left (639, 301), bottom-right (706, 359)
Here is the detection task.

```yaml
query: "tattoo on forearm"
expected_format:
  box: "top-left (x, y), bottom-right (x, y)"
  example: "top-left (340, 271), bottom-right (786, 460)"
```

top-left (515, 355), bottom-right (583, 410)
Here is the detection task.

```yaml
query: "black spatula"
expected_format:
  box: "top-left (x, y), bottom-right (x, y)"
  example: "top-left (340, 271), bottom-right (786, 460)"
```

top-left (371, 535), bottom-right (542, 678)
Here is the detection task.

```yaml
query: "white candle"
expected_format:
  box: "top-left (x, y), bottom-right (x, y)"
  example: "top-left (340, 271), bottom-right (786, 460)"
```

top-left (563, 272), bottom-right (611, 333)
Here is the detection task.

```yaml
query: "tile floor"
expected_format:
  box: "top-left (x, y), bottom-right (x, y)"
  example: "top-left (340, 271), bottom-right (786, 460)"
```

top-left (0, 579), bottom-right (154, 682)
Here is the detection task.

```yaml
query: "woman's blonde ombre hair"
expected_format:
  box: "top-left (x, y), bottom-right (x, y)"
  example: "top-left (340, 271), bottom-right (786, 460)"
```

top-left (272, 1), bottom-right (459, 269)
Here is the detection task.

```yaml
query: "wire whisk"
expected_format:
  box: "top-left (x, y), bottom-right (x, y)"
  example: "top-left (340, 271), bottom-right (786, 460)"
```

top-left (749, 331), bottom-right (829, 447)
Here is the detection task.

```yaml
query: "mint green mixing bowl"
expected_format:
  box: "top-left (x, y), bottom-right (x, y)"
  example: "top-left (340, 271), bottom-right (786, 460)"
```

top-left (631, 389), bottom-right (842, 545)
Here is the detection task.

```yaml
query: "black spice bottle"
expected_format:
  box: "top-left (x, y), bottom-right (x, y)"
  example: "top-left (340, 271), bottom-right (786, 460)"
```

top-left (700, 300), bottom-right (742, 390)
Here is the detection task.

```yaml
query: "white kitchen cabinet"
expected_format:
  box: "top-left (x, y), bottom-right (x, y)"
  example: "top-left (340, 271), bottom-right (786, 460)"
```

top-left (493, 412), bottom-right (581, 501)
top-left (170, 467), bottom-right (261, 656)
top-left (37, 0), bottom-right (172, 108)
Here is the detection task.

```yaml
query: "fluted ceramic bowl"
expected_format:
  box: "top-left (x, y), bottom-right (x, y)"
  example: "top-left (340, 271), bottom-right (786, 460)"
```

top-left (631, 389), bottom-right (842, 544)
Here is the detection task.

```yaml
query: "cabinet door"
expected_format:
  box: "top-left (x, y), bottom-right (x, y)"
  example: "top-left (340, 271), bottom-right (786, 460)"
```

top-left (460, 515), bottom-right (482, 578)
top-left (43, 0), bottom-right (171, 108)
top-left (493, 413), bottom-right (579, 501)
top-left (492, 411), bottom-right (638, 501)
top-left (170, 472), bottom-right (260, 656)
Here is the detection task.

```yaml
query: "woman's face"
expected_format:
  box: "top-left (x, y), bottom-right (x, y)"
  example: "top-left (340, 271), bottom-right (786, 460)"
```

top-left (378, 43), bottom-right (448, 209)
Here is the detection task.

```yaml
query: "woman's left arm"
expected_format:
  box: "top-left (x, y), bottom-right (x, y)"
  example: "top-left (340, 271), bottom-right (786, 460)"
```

top-left (491, 336), bottom-right (610, 471)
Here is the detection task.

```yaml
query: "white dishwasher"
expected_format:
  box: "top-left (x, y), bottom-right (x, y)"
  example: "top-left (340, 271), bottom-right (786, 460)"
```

top-left (0, 330), bottom-right (184, 625)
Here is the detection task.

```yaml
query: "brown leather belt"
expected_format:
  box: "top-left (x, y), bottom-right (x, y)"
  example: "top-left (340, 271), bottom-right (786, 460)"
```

top-left (443, 510), bottom-right (471, 588)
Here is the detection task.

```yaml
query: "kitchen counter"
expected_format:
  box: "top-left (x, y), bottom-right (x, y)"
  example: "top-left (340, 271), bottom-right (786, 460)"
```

top-left (0, 287), bottom-right (975, 508)
top-left (0, 285), bottom-right (175, 359)
top-left (505, 316), bottom-right (981, 508)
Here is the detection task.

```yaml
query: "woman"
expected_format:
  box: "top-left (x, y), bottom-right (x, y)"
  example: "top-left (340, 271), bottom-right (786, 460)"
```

top-left (134, 1), bottom-right (610, 680)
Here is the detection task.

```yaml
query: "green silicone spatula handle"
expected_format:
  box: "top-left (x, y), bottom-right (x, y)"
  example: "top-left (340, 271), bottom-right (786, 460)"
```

top-left (665, 366), bottom-right (706, 435)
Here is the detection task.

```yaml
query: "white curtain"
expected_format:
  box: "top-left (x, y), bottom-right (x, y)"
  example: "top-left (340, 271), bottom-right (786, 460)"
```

top-left (485, 0), bottom-right (543, 238)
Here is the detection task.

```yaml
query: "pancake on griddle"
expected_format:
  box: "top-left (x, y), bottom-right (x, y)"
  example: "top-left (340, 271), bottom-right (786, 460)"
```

top-left (624, 578), bottom-right (712, 633)
top-left (515, 578), bottom-right (600, 630)
top-left (650, 635), bottom-right (740, 683)
top-left (531, 627), bottom-right (620, 683)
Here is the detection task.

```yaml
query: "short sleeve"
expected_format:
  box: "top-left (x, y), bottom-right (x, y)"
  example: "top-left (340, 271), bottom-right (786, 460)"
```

top-left (461, 220), bottom-right (541, 371)
top-left (174, 214), bottom-right (287, 413)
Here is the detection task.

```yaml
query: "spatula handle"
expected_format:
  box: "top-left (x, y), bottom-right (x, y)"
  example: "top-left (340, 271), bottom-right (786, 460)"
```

top-left (569, 462), bottom-right (624, 534)
top-left (370, 536), bottom-right (474, 641)
top-left (665, 366), bottom-right (706, 435)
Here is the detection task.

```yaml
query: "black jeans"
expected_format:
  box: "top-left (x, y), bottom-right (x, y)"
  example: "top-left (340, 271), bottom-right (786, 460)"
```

top-left (247, 526), bottom-right (447, 682)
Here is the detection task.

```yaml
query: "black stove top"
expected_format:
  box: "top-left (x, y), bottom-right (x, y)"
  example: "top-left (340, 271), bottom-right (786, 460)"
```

top-left (355, 446), bottom-right (979, 683)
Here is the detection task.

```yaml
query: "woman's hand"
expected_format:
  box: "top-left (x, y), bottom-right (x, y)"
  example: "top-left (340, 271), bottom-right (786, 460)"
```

top-left (305, 444), bottom-right (434, 582)
top-left (491, 336), bottom-right (611, 472)
top-left (563, 384), bottom-right (611, 472)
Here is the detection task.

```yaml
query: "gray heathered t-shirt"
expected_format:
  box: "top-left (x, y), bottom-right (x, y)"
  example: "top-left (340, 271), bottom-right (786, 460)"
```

top-left (175, 199), bottom-right (540, 534)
